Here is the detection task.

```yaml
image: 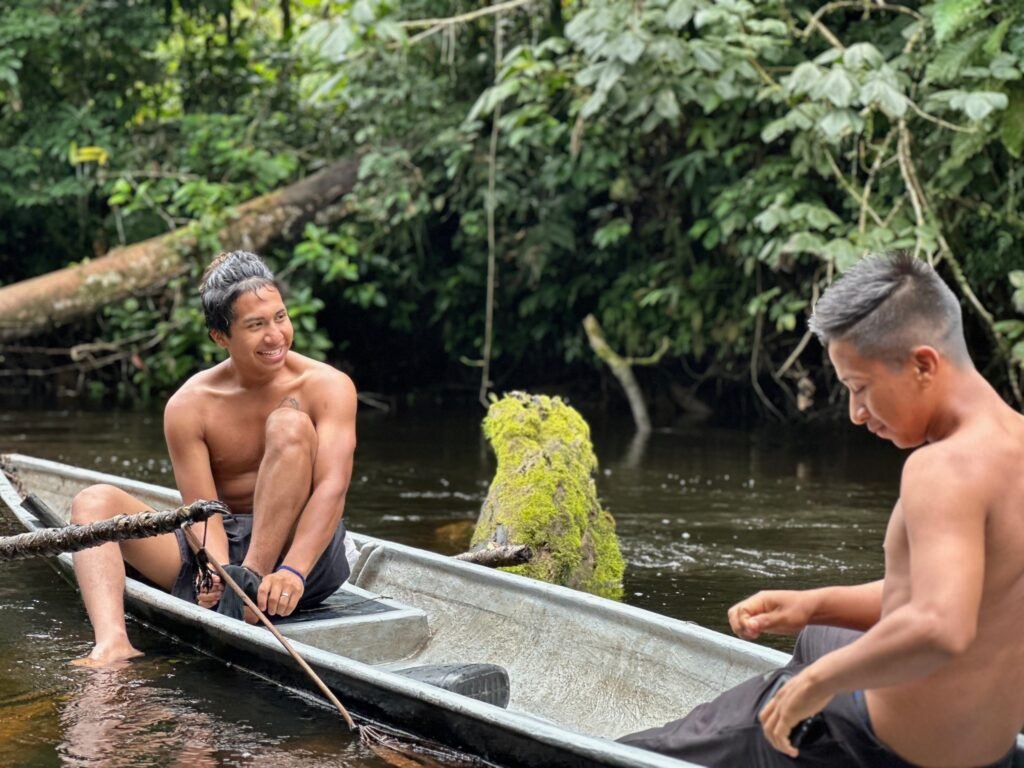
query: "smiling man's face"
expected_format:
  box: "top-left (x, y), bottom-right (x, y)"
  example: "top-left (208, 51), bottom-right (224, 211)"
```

top-left (213, 286), bottom-right (293, 373)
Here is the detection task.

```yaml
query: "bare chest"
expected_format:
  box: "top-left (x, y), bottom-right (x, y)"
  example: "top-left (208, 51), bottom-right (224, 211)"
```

top-left (203, 389), bottom-right (311, 479)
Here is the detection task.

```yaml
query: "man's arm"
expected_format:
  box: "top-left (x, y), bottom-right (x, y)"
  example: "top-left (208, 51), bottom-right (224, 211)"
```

top-left (729, 581), bottom-right (883, 640)
top-left (164, 390), bottom-right (229, 567)
top-left (276, 370), bottom-right (357, 579)
top-left (760, 448), bottom-right (987, 756)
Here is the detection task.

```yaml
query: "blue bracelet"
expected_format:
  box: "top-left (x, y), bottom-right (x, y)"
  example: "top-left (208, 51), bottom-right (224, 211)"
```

top-left (276, 564), bottom-right (306, 586)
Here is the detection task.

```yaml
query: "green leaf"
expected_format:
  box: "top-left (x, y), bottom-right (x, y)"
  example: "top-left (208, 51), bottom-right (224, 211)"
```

top-left (1013, 341), bottom-right (1024, 367)
top-left (1001, 86), bottom-right (1024, 157)
top-left (983, 16), bottom-right (1014, 58)
top-left (925, 29), bottom-right (988, 83)
top-left (593, 218), bottom-right (631, 249)
top-left (993, 319), bottom-right (1024, 339)
top-left (860, 74), bottom-right (907, 118)
top-left (812, 67), bottom-right (858, 108)
top-left (791, 203), bottom-right (842, 231)
top-left (817, 109), bottom-right (864, 142)
top-left (822, 239), bottom-right (859, 270)
top-left (932, 0), bottom-right (987, 44)
top-left (352, 0), bottom-right (376, 26)
top-left (988, 53), bottom-right (1021, 81)
top-left (842, 42), bottom-right (883, 71)
top-left (781, 231), bottom-right (826, 255)
top-left (654, 89), bottom-right (681, 121)
top-left (665, 0), bottom-right (697, 30)
top-left (955, 90), bottom-right (1008, 121)
top-left (612, 31), bottom-right (645, 65)
top-left (784, 62), bottom-right (824, 97)
top-left (1010, 271), bottom-right (1024, 289)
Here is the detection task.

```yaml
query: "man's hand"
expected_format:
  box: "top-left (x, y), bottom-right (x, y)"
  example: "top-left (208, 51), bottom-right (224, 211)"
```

top-left (728, 590), bottom-right (814, 640)
top-left (257, 569), bottom-right (305, 618)
top-left (196, 572), bottom-right (224, 610)
top-left (758, 668), bottom-right (832, 758)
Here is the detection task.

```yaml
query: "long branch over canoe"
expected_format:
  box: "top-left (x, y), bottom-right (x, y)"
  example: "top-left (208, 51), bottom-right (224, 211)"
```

top-left (0, 158), bottom-right (360, 342)
top-left (0, 499), bottom-right (226, 561)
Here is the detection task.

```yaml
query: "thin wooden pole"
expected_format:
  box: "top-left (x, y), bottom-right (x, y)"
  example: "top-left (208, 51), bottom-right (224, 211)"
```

top-left (179, 525), bottom-right (357, 731)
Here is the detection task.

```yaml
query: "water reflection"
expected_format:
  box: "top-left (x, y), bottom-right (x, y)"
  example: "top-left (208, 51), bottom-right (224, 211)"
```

top-left (56, 661), bottom-right (373, 768)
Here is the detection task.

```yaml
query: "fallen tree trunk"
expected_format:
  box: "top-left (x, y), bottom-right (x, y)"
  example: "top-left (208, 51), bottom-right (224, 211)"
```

top-left (0, 158), bottom-right (360, 342)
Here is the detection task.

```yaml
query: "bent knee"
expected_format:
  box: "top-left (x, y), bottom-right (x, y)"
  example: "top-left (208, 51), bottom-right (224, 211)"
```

top-left (71, 484), bottom-right (133, 524)
top-left (264, 407), bottom-right (316, 453)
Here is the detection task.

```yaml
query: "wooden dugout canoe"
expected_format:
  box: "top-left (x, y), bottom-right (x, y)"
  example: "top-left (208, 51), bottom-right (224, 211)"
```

top-left (3, 454), bottom-right (1020, 767)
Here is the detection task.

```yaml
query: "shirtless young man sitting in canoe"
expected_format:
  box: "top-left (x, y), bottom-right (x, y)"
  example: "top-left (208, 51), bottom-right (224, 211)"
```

top-left (70, 250), bottom-right (357, 667)
top-left (621, 252), bottom-right (1024, 767)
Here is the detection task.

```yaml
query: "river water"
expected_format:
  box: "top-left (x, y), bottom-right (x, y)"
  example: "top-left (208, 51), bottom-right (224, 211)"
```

top-left (0, 403), bottom-right (902, 766)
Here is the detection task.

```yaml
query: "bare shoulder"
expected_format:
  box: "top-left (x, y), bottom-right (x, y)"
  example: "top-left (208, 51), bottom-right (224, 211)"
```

top-left (292, 354), bottom-right (357, 415)
top-left (163, 364), bottom-right (227, 430)
top-left (900, 435), bottom-right (999, 511)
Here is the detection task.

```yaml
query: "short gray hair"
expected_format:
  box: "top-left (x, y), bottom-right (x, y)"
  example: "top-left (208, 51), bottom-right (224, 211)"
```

top-left (809, 252), bottom-right (971, 367)
top-left (199, 251), bottom-right (281, 335)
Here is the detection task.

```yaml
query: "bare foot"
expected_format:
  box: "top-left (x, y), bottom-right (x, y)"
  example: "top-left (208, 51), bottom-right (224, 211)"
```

top-left (71, 645), bottom-right (144, 668)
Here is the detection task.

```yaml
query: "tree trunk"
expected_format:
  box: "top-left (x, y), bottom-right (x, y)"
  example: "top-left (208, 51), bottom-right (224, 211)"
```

top-left (583, 314), bottom-right (655, 434)
top-left (0, 157), bottom-right (360, 342)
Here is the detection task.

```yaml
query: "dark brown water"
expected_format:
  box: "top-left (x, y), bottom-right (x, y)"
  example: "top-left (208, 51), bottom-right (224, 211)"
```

top-left (0, 404), bottom-right (902, 766)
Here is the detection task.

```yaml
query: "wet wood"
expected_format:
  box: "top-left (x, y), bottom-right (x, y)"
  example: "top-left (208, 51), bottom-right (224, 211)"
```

top-left (453, 544), bottom-right (532, 568)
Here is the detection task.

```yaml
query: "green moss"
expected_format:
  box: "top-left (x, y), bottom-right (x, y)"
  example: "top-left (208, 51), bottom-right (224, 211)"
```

top-left (473, 391), bottom-right (625, 599)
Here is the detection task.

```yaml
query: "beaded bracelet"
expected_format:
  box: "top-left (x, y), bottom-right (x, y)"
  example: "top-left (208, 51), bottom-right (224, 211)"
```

top-left (276, 563), bottom-right (306, 586)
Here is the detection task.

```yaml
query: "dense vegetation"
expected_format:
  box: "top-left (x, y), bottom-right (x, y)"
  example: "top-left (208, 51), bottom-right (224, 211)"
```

top-left (1, 0), bottom-right (1022, 420)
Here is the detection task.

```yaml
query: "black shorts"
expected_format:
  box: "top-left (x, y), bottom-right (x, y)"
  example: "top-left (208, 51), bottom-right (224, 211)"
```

top-left (168, 512), bottom-right (350, 610)
top-left (618, 626), bottom-right (1016, 768)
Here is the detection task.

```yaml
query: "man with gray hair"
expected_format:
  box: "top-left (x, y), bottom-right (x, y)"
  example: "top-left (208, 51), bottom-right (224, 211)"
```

top-left (70, 250), bottom-right (357, 666)
top-left (621, 252), bottom-right (1024, 766)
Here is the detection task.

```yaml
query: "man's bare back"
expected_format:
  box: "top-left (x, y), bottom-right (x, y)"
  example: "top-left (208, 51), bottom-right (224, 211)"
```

top-left (621, 254), bottom-right (1024, 767)
top-left (869, 408), bottom-right (1024, 766)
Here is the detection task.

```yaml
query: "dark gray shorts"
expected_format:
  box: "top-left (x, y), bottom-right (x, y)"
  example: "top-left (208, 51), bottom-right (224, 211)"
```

top-left (618, 625), bottom-right (1016, 768)
top-left (168, 512), bottom-right (350, 610)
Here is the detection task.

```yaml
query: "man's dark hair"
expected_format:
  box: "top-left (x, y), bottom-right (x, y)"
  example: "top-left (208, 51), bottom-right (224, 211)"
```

top-left (199, 251), bottom-right (281, 336)
top-left (808, 252), bottom-right (972, 368)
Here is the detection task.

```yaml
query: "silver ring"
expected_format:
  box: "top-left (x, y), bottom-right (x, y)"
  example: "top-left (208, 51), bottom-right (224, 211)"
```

top-left (281, 592), bottom-right (291, 598)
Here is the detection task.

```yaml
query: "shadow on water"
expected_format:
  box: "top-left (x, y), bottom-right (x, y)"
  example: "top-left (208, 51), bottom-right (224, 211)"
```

top-left (0, 403), bottom-right (906, 765)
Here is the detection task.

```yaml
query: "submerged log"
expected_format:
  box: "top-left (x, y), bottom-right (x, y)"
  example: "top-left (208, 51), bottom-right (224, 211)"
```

top-left (472, 391), bottom-right (625, 598)
top-left (0, 158), bottom-right (360, 342)
top-left (0, 499), bottom-right (225, 561)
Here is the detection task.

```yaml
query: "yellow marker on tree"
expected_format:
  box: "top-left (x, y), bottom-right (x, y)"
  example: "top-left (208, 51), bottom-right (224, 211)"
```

top-left (68, 142), bottom-right (109, 166)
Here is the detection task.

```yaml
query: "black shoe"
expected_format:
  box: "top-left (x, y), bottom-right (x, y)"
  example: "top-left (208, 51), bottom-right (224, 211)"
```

top-left (216, 565), bottom-right (261, 621)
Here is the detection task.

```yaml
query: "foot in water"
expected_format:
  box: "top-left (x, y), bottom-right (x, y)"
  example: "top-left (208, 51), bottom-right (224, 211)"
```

top-left (71, 644), bottom-right (144, 668)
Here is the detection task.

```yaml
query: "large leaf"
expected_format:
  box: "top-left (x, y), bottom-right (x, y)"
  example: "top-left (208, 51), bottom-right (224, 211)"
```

top-left (1001, 85), bottom-right (1024, 158)
top-left (932, 0), bottom-right (988, 44)
top-left (812, 67), bottom-right (858, 108)
top-left (860, 74), bottom-right (907, 118)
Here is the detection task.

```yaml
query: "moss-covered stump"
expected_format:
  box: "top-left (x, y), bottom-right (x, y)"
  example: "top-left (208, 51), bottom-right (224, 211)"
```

top-left (472, 392), bottom-right (625, 599)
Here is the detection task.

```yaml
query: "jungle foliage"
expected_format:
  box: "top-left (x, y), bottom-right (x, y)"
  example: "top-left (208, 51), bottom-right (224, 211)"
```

top-left (1, 0), bottom-right (1022, 418)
